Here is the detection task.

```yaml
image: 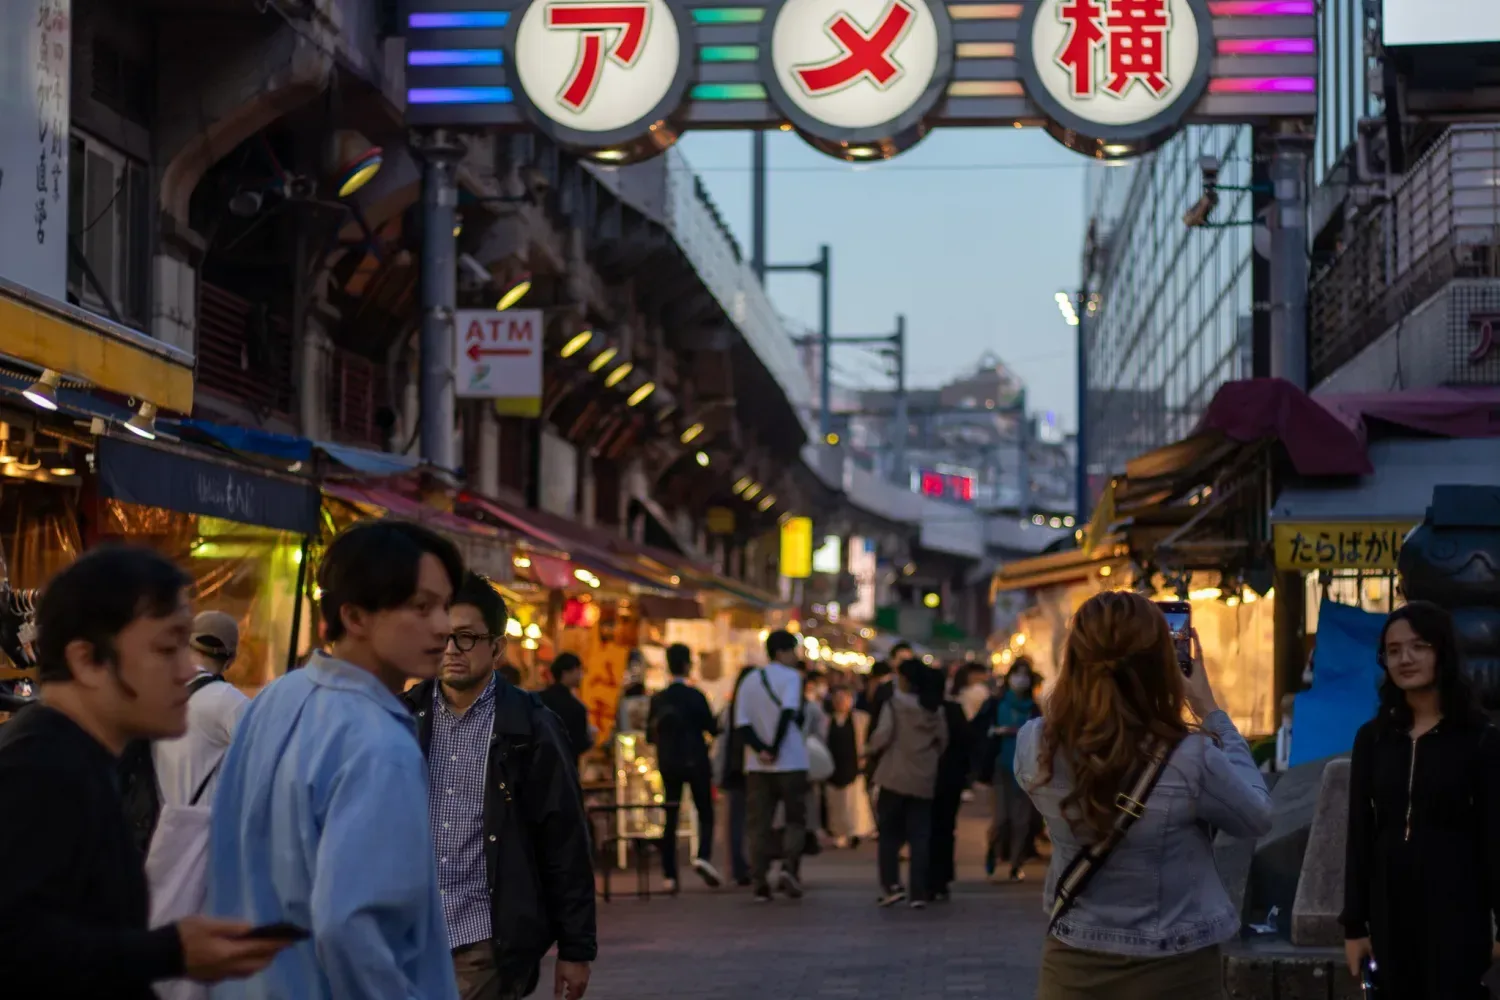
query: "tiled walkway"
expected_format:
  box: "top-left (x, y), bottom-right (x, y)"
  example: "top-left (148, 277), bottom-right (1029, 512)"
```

top-left (549, 804), bottom-right (1048, 999)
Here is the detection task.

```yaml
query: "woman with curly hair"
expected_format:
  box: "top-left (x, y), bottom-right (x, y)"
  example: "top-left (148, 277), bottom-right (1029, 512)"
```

top-left (1341, 601), bottom-right (1500, 999)
top-left (1016, 590), bottom-right (1272, 1000)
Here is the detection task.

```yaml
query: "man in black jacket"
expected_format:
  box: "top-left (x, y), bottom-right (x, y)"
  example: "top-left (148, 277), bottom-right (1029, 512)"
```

top-left (404, 573), bottom-right (596, 1000)
top-left (539, 652), bottom-right (593, 767)
top-left (0, 546), bottom-right (287, 999)
top-left (647, 643), bottom-right (722, 892)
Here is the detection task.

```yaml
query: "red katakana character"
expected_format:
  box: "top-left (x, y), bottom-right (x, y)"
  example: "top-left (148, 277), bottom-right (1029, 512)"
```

top-left (1104, 0), bottom-right (1171, 97)
top-left (1055, 0), bottom-right (1105, 98)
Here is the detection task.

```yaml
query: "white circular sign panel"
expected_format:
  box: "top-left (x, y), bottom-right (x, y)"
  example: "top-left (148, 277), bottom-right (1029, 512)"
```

top-left (1028, 0), bottom-right (1202, 129)
top-left (771, 0), bottom-right (942, 131)
top-left (514, 0), bottom-right (682, 133)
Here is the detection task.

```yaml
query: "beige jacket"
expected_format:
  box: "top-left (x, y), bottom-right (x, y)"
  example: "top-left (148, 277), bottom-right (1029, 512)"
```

top-left (867, 691), bottom-right (948, 799)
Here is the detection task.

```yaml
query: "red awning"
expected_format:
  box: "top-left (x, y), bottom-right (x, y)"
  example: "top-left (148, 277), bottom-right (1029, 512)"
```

top-left (321, 482), bottom-right (514, 580)
top-left (1316, 386), bottom-right (1500, 440)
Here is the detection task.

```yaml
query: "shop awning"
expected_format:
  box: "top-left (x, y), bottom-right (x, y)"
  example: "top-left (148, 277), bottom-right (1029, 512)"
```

top-left (1272, 437), bottom-right (1500, 523)
top-left (169, 419), bottom-right (422, 477)
top-left (991, 536), bottom-right (1131, 593)
top-left (0, 276), bottom-right (194, 415)
top-left (322, 483), bottom-right (513, 580)
top-left (96, 435), bottom-right (320, 534)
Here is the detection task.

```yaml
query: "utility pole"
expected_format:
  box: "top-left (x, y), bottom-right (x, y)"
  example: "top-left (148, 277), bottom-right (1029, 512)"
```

top-left (1268, 131), bottom-right (1310, 390)
top-left (768, 246), bottom-right (832, 437)
top-left (416, 129), bottom-right (464, 474)
top-left (1017, 391), bottom-right (1032, 518)
top-left (1075, 287), bottom-right (1090, 525)
top-left (751, 133), bottom-right (767, 281)
top-left (892, 314), bottom-right (907, 485)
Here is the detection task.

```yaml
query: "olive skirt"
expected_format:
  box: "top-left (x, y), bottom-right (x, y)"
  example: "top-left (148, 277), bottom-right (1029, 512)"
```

top-left (1038, 936), bottom-right (1225, 1000)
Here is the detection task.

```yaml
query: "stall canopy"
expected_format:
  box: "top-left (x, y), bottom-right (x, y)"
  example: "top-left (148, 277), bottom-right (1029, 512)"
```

top-left (1273, 437), bottom-right (1500, 523)
top-left (168, 418), bottom-right (422, 478)
top-left (96, 435), bottom-right (320, 535)
top-left (322, 482), bottom-right (513, 581)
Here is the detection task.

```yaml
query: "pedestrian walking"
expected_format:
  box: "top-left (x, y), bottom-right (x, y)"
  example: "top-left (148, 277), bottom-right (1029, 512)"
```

top-left (980, 658), bottom-right (1042, 881)
top-left (931, 685), bottom-right (973, 900)
top-left (405, 572), bottom-right (596, 1000)
top-left (868, 661), bottom-right (948, 908)
top-left (648, 642), bottom-right (723, 893)
top-left (0, 546), bottom-right (289, 999)
top-left (206, 520), bottom-right (466, 999)
top-left (716, 664), bottom-right (758, 886)
top-left (540, 653), bottom-right (594, 768)
top-left (823, 686), bottom-right (874, 847)
top-left (734, 630), bottom-right (811, 902)
top-left (1017, 591), bottom-right (1271, 1000)
top-left (1341, 601), bottom-right (1500, 1000)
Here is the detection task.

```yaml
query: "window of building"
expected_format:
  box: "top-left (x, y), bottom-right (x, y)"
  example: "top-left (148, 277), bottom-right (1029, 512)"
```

top-left (67, 131), bottom-right (148, 327)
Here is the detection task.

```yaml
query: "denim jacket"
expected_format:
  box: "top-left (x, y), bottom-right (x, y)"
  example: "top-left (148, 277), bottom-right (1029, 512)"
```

top-left (1015, 710), bottom-right (1273, 957)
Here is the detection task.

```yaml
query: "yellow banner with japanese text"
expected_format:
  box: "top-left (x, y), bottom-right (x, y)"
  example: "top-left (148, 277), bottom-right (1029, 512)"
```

top-left (1272, 522), bottom-right (1417, 572)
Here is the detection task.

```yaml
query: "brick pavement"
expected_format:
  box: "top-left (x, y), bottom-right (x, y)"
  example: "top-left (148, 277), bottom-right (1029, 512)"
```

top-left (547, 804), bottom-right (1049, 999)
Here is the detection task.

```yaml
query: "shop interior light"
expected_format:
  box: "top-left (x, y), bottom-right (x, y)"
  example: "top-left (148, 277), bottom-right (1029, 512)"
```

top-left (1189, 586), bottom-right (1222, 601)
top-left (923, 591), bottom-right (941, 608)
top-left (14, 448), bottom-right (40, 471)
top-left (336, 146), bottom-right (384, 198)
top-left (560, 330), bottom-right (593, 358)
top-left (0, 441), bottom-right (15, 464)
top-left (22, 369), bottom-right (61, 411)
top-left (757, 494), bottom-right (775, 511)
top-left (587, 576), bottom-right (600, 589)
top-left (573, 568), bottom-right (594, 583)
top-left (495, 273), bottom-right (532, 311)
top-left (124, 402), bottom-right (159, 440)
top-left (48, 448), bottom-right (75, 477)
top-left (513, 555), bottom-right (532, 569)
top-left (523, 622), bottom-right (542, 640)
top-left (603, 362), bottom-right (633, 388)
top-left (1099, 565), bottom-right (1112, 577)
top-left (505, 619), bottom-right (524, 638)
top-left (824, 432), bottom-right (840, 445)
top-left (694, 451), bottom-right (710, 467)
top-left (626, 382), bottom-right (656, 406)
top-left (588, 346), bottom-right (618, 373)
top-left (679, 422), bottom-right (704, 444)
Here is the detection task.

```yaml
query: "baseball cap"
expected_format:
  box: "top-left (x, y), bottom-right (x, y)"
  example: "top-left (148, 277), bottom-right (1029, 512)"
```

top-left (190, 610), bottom-right (240, 661)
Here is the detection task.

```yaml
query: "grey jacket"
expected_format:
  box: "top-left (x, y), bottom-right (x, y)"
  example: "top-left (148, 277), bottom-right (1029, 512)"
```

top-left (1015, 710), bottom-right (1273, 956)
top-left (867, 691), bottom-right (948, 799)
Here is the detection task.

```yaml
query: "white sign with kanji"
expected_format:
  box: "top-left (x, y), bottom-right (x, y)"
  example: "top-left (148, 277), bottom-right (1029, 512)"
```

top-left (513, 0), bottom-right (681, 132)
top-left (454, 309), bottom-right (544, 403)
top-left (1030, 0), bottom-right (1201, 127)
top-left (770, 0), bottom-right (941, 130)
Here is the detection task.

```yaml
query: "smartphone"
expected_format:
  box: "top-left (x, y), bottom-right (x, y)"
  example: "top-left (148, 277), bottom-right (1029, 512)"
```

top-left (1155, 601), bottom-right (1193, 677)
top-left (1361, 956), bottom-right (1381, 996)
top-left (242, 922), bottom-right (311, 942)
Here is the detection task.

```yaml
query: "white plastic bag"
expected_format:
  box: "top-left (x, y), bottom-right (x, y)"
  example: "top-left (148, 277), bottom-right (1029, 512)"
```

top-left (145, 801), bottom-right (213, 1000)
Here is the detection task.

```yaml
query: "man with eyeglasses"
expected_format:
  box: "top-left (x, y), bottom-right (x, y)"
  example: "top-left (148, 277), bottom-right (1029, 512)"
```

top-left (404, 572), bottom-right (596, 1000)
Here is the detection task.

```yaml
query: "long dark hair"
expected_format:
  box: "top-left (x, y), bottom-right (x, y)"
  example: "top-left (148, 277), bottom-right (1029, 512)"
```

top-left (1376, 601), bottom-right (1481, 730)
top-left (899, 660), bottom-right (944, 712)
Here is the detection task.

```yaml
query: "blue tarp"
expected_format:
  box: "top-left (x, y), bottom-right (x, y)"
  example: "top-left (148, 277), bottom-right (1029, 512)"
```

top-left (170, 419), bottom-right (420, 476)
top-left (1289, 599), bottom-right (1385, 765)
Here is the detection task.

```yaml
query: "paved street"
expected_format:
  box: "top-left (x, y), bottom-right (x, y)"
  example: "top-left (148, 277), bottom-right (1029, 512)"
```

top-left (550, 804), bottom-right (1048, 999)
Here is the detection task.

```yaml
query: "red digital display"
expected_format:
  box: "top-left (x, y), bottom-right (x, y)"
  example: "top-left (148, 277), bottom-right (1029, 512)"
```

top-left (920, 471), bottom-right (944, 497)
top-left (915, 469), bottom-right (976, 504)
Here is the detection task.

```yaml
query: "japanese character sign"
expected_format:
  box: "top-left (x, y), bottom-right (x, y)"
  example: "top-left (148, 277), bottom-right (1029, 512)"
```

top-left (1018, 0), bottom-right (1210, 144)
top-left (767, 0), bottom-right (949, 136)
top-left (1273, 523), bottom-right (1416, 573)
top-left (513, 0), bottom-right (687, 139)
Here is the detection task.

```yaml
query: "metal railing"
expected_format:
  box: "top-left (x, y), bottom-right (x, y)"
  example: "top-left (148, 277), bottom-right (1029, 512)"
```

top-left (1309, 126), bottom-right (1500, 384)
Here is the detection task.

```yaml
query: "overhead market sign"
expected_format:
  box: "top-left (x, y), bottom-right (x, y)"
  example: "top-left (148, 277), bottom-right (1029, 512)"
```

top-left (405, 0), bottom-right (1315, 162)
top-left (454, 308), bottom-right (545, 417)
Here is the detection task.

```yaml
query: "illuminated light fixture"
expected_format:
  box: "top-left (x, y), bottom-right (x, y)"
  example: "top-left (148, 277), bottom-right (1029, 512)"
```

top-left (1099, 565), bottom-right (1112, 578)
top-left (1189, 587), bottom-right (1223, 601)
top-left (824, 432), bottom-right (840, 445)
top-left (591, 148), bottom-right (628, 162)
top-left (1064, 516), bottom-right (1076, 527)
top-left (48, 449), bottom-right (76, 477)
top-left (588, 346), bottom-right (618, 373)
top-left (1055, 290), bottom-right (1080, 327)
top-left (0, 442), bottom-right (14, 464)
top-left (587, 576), bottom-right (600, 589)
top-left (922, 591), bottom-right (941, 609)
top-left (513, 555), bottom-right (532, 569)
top-left (14, 448), bottom-right (40, 471)
top-left (679, 422), bottom-right (704, 444)
top-left (524, 623), bottom-right (542, 640)
top-left (521, 637), bottom-right (540, 649)
top-left (335, 145), bottom-right (384, 198)
top-left (626, 382), bottom-right (656, 407)
top-left (22, 369), bottom-right (61, 411)
top-left (1049, 517), bottom-right (1063, 528)
top-left (560, 330), bottom-right (593, 358)
top-left (573, 568), bottom-right (594, 583)
top-left (603, 362), bottom-right (633, 388)
top-left (505, 619), bottom-right (524, 638)
top-left (124, 402), bottom-right (159, 440)
top-left (495, 272), bottom-right (531, 311)
top-left (743, 482), bottom-right (762, 500)
top-left (453, 215), bottom-right (464, 238)
top-left (695, 451), bottom-right (710, 467)
top-left (732, 476), bottom-right (752, 494)
top-left (757, 494), bottom-right (776, 511)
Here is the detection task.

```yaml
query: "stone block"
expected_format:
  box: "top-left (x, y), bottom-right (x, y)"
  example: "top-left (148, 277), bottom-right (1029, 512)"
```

top-left (1222, 955), bottom-right (1275, 999)
top-left (1292, 757), bottom-right (1352, 946)
top-left (1275, 959), bottom-right (1334, 1000)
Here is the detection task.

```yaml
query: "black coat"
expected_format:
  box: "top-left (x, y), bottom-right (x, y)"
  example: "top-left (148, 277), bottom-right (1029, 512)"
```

top-left (1341, 716), bottom-right (1500, 1000)
top-left (405, 679), bottom-right (597, 992)
top-left (647, 681), bottom-right (718, 774)
top-left (538, 682), bottom-right (592, 763)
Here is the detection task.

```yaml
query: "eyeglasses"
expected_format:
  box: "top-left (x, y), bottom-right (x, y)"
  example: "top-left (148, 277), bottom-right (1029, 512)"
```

top-left (446, 631), bottom-right (496, 652)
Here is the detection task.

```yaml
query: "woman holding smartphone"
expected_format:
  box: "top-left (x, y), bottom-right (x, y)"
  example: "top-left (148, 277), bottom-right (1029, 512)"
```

top-left (1341, 601), bottom-right (1500, 1000)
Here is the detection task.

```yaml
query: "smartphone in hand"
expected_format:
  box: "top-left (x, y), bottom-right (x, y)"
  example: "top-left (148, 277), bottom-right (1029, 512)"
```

top-left (1155, 601), bottom-right (1193, 677)
top-left (241, 922), bottom-right (311, 942)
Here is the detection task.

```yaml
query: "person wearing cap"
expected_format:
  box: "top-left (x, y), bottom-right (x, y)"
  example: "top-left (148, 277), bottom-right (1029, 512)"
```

top-left (151, 610), bottom-right (249, 809)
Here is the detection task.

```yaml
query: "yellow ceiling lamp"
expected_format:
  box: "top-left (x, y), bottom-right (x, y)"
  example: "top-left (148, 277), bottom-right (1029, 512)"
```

top-left (560, 330), bottom-right (592, 358)
top-left (333, 134), bottom-right (384, 198)
top-left (588, 346), bottom-right (618, 373)
top-left (495, 273), bottom-right (532, 311)
top-left (679, 422), bottom-right (704, 444)
top-left (626, 382), bottom-right (655, 406)
top-left (603, 362), bottom-right (633, 388)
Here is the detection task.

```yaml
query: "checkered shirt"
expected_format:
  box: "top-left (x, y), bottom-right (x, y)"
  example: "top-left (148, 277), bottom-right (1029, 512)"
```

top-left (428, 675), bottom-right (497, 949)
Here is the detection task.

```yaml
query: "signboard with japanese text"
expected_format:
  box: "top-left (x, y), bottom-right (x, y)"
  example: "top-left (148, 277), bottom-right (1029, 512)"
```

top-left (404, 0), bottom-right (1316, 164)
top-left (454, 308), bottom-right (544, 416)
top-left (1273, 522), bottom-right (1417, 573)
top-left (0, 0), bottom-right (69, 299)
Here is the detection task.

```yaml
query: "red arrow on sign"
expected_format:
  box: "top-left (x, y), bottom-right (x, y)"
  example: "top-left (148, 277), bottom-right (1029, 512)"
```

top-left (467, 344), bottom-right (532, 361)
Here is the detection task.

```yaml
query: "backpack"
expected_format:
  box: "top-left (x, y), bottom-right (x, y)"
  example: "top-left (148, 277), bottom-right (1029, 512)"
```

top-left (119, 673), bottom-right (226, 856)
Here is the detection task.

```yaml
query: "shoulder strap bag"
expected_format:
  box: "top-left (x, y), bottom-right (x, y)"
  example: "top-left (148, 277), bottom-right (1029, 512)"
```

top-left (1047, 738), bottom-right (1172, 934)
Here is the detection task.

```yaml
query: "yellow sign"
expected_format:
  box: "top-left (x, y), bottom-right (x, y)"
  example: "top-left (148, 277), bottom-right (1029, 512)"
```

top-left (706, 506), bottom-right (735, 534)
top-left (780, 516), bottom-right (813, 579)
top-left (1273, 522), bottom-right (1416, 572)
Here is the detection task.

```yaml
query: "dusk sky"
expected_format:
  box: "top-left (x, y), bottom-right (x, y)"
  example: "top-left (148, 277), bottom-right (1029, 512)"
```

top-left (679, 126), bottom-right (1090, 429)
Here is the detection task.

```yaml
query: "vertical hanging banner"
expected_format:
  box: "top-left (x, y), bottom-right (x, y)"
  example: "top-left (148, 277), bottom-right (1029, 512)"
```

top-left (780, 516), bottom-right (814, 579)
top-left (0, 0), bottom-right (70, 299)
top-left (454, 308), bottom-right (545, 417)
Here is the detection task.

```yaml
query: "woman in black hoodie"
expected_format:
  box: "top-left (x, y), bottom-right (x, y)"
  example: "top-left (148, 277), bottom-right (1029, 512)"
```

top-left (931, 671), bottom-right (976, 900)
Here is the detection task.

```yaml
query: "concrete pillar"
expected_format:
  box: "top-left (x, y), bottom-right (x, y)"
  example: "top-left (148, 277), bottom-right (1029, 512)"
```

top-left (150, 249), bottom-right (197, 355)
top-left (475, 403), bottom-right (501, 497)
top-left (296, 313), bottom-right (334, 441)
